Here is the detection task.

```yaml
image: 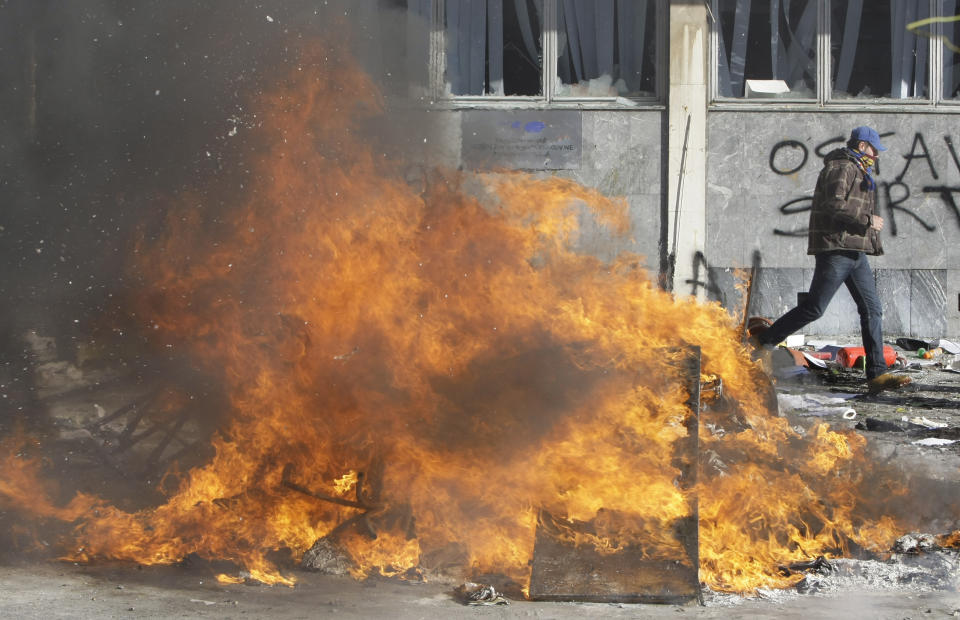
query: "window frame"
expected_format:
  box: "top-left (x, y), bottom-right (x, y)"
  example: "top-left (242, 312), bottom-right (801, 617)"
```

top-left (708, 0), bottom-right (960, 111)
top-left (426, 0), bottom-right (667, 109)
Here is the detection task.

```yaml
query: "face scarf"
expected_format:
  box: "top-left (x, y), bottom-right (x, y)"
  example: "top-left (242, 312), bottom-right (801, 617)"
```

top-left (845, 146), bottom-right (877, 191)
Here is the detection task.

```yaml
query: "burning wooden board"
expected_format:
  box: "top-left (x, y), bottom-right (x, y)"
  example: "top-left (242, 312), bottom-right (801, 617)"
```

top-left (528, 510), bottom-right (700, 604)
top-left (529, 348), bottom-right (702, 604)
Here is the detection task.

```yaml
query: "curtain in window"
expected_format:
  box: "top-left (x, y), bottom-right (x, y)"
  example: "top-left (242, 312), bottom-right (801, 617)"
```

top-left (715, 0), bottom-right (816, 98)
top-left (616, 0), bottom-right (649, 94)
top-left (409, 0), bottom-right (431, 14)
top-left (946, 0), bottom-right (960, 99)
top-left (446, 0), bottom-right (493, 95)
top-left (832, 0), bottom-right (863, 95)
top-left (514, 0), bottom-right (541, 74)
top-left (561, 0), bottom-right (614, 86)
top-left (773, 0), bottom-right (817, 90)
top-left (890, 0), bottom-right (929, 98)
top-left (833, 0), bottom-right (929, 98)
top-left (718, 0), bottom-right (751, 97)
top-left (557, 0), bottom-right (650, 96)
top-left (445, 0), bottom-right (542, 96)
top-left (406, 0), bottom-right (434, 93)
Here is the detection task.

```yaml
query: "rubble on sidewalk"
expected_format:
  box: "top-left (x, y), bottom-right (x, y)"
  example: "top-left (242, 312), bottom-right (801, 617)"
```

top-left (454, 582), bottom-right (509, 606)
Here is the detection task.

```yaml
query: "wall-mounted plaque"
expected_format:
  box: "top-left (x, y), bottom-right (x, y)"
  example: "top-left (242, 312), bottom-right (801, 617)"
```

top-left (461, 110), bottom-right (581, 170)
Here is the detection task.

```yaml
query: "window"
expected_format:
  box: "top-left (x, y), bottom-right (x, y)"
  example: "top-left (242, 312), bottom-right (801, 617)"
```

top-left (830, 0), bottom-right (929, 99)
top-left (716, 0), bottom-right (817, 99)
top-left (445, 0), bottom-right (543, 96)
top-left (555, 0), bottom-right (658, 97)
top-left (410, 0), bottom-right (662, 103)
top-left (712, 0), bottom-right (960, 105)
top-left (937, 10), bottom-right (960, 99)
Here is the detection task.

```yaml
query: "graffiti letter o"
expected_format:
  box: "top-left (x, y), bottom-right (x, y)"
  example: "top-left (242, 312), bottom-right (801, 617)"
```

top-left (769, 140), bottom-right (809, 175)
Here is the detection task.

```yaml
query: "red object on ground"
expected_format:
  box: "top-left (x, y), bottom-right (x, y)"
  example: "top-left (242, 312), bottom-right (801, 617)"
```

top-left (837, 345), bottom-right (897, 368)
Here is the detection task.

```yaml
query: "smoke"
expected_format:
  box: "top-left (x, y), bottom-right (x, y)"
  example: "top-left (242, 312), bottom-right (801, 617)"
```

top-left (0, 0), bottom-right (448, 562)
top-left (0, 0), bottom-right (434, 406)
top-left (3, 3), bottom-right (960, 592)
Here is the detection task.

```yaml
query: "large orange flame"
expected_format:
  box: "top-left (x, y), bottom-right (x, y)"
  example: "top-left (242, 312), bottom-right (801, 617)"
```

top-left (1, 38), bottom-right (912, 593)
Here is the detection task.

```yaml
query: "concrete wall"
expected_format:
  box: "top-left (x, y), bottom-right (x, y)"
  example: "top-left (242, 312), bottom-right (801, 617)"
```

top-left (432, 109), bottom-right (665, 271)
top-left (705, 111), bottom-right (960, 340)
top-left (563, 111), bottom-right (664, 267)
top-left (430, 106), bottom-right (960, 341)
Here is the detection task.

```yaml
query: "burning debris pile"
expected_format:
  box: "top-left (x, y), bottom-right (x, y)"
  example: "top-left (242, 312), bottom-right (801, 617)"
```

top-left (769, 532), bottom-right (960, 596)
top-left (0, 38), bottom-right (953, 598)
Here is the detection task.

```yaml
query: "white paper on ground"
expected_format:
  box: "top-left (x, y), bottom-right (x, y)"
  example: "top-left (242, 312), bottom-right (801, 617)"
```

top-left (912, 437), bottom-right (957, 447)
top-left (784, 334), bottom-right (805, 348)
top-left (801, 351), bottom-right (828, 368)
top-left (930, 339), bottom-right (960, 354)
top-left (777, 393), bottom-right (858, 418)
top-left (902, 416), bottom-right (948, 429)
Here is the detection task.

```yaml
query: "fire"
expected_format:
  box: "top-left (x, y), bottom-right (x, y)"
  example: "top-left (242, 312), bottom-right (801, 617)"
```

top-left (0, 433), bottom-right (102, 524)
top-left (332, 471), bottom-right (358, 496)
top-left (1, 38), bottom-right (913, 594)
top-left (938, 530), bottom-right (960, 548)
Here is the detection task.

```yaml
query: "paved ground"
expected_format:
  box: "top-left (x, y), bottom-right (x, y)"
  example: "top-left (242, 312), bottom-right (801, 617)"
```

top-left (0, 560), bottom-right (958, 619)
top-left (770, 343), bottom-right (960, 486)
top-left (2, 339), bottom-right (960, 618)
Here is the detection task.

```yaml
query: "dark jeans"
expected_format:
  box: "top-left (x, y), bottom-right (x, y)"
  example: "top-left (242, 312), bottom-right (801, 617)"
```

top-left (758, 250), bottom-right (887, 380)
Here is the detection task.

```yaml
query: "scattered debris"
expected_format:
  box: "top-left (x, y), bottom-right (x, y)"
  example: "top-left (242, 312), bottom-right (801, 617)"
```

top-left (798, 556), bottom-right (959, 594)
top-left (801, 351), bottom-right (829, 368)
top-left (777, 393), bottom-right (856, 418)
top-left (904, 416), bottom-right (948, 429)
top-left (454, 582), bottom-right (509, 606)
top-left (856, 417), bottom-right (906, 432)
top-left (301, 539), bottom-right (354, 576)
top-left (894, 337), bottom-right (960, 355)
top-left (930, 339), bottom-right (960, 355)
top-left (778, 555), bottom-right (832, 577)
top-left (784, 334), bottom-right (805, 348)
top-left (837, 345), bottom-right (897, 368)
top-left (893, 533), bottom-right (938, 554)
top-left (896, 337), bottom-right (928, 352)
top-left (912, 437), bottom-right (957, 447)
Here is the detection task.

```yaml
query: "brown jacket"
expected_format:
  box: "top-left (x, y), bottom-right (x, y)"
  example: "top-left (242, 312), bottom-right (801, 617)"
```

top-left (807, 149), bottom-right (883, 256)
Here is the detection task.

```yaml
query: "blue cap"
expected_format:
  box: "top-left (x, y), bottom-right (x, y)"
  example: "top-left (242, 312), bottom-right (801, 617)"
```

top-left (850, 126), bottom-right (887, 151)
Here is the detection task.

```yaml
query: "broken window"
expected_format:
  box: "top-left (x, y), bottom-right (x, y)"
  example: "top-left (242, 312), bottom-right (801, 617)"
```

top-left (715, 0), bottom-right (817, 99)
top-left (555, 0), bottom-right (658, 98)
top-left (942, 6), bottom-right (960, 100)
top-left (830, 0), bottom-right (930, 99)
top-left (445, 0), bottom-right (543, 96)
top-left (713, 0), bottom-right (960, 103)
top-left (439, 0), bottom-right (661, 101)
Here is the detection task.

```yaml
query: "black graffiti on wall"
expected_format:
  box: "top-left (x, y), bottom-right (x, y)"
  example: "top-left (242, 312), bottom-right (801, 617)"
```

top-left (685, 250), bottom-right (725, 300)
top-left (768, 132), bottom-right (960, 237)
top-left (685, 250), bottom-right (764, 302)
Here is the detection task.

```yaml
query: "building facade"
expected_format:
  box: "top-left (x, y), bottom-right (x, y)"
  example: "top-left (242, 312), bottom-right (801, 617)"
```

top-left (387, 0), bottom-right (960, 340)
